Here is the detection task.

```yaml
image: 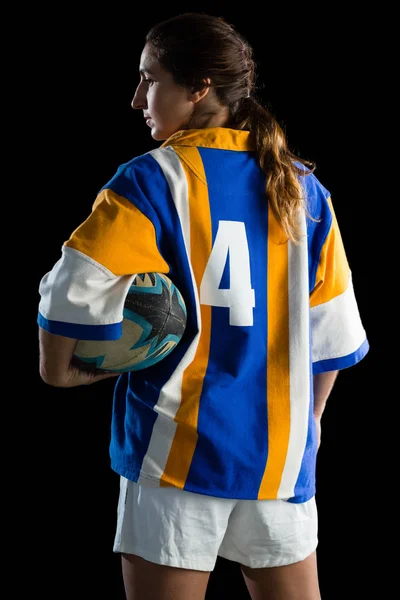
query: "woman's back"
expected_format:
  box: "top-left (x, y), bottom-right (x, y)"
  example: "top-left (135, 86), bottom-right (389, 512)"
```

top-left (60, 126), bottom-right (366, 503)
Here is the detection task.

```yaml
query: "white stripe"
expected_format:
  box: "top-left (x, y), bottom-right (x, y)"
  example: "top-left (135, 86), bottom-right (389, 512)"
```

top-left (137, 147), bottom-right (202, 485)
top-left (38, 246), bottom-right (136, 325)
top-left (311, 273), bottom-right (366, 362)
top-left (278, 213), bottom-right (311, 498)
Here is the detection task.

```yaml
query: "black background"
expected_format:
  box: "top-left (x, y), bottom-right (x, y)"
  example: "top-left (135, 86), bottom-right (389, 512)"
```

top-left (24, 4), bottom-right (384, 598)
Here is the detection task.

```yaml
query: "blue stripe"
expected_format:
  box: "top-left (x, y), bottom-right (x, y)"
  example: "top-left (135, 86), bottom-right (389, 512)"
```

top-left (313, 338), bottom-right (370, 374)
top-left (183, 148), bottom-right (270, 499)
top-left (37, 312), bottom-right (122, 340)
top-left (290, 328), bottom-right (317, 503)
top-left (303, 173), bottom-right (332, 293)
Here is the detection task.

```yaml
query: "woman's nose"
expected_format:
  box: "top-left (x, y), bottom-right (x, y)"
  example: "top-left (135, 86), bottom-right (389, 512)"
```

top-left (131, 86), bottom-right (147, 110)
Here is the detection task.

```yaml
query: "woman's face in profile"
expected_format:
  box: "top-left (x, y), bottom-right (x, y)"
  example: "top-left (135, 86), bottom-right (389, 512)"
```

top-left (131, 44), bottom-right (194, 141)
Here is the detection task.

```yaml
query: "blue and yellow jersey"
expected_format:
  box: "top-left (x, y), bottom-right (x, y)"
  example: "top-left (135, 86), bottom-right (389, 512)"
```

top-left (38, 127), bottom-right (369, 502)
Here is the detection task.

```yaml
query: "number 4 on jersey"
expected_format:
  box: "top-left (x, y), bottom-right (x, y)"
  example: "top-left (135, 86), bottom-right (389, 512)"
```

top-left (200, 220), bottom-right (255, 326)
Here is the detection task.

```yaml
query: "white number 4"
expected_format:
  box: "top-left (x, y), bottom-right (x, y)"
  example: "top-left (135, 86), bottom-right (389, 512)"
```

top-left (200, 220), bottom-right (255, 326)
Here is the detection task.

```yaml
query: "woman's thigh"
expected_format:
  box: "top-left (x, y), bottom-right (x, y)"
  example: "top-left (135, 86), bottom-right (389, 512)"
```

top-left (121, 553), bottom-right (211, 600)
top-left (241, 550), bottom-right (321, 600)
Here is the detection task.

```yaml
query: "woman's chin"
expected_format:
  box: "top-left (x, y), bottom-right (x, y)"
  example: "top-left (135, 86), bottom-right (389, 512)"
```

top-left (151, 129), bottom-right (168, 141)
top-left (150, 125), bottom-right (184, 142)
top-left (148, 124), bottom-right (167, 141)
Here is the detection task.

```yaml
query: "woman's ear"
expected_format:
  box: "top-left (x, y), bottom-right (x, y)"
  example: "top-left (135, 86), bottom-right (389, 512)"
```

top-left (190, 78), bottom-right (212, 103)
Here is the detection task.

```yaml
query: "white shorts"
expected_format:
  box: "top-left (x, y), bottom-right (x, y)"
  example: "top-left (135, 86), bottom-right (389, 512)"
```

top-left (113, 477), bottom-right (318, 572)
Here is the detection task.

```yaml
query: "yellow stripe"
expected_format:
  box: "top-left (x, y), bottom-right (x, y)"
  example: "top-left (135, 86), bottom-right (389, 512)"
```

top-left (65, 189), bottom-right (169, 276)
top-left (310, 197), bottom-right (350, 307)
top-left (258, 207), bottom-right (291, 499)
top-left (160, 147), bottom-right (212, 489)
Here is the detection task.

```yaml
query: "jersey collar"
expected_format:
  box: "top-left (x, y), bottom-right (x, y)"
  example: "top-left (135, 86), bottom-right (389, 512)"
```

top-left (161, 127), bottom-right (255, 152)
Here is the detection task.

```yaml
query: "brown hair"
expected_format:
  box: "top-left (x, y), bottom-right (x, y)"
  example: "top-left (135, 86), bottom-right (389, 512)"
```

top-left (146, 12), bottom-right (316, 243)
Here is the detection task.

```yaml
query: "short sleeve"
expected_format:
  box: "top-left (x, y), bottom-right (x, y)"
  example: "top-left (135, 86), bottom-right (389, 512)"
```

top-left (37, 159), bottom-right (170, 340)
top-left (309, 196), bottom-right (369, 373)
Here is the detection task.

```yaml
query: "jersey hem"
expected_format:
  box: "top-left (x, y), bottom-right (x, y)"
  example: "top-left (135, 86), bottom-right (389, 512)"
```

top-left (111, 463), bottom-right (315, 503)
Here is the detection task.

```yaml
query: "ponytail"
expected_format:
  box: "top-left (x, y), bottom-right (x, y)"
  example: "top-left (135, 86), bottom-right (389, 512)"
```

top-left (231, 96), bottom-right (316, 244)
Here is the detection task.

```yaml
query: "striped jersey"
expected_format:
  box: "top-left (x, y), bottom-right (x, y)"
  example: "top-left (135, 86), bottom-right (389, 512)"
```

top-left (38, 127), bottom-right (369, 503)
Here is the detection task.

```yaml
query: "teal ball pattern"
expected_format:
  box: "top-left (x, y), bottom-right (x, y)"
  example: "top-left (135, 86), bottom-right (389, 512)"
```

top-left (71, 272), bottom-right (187, 373)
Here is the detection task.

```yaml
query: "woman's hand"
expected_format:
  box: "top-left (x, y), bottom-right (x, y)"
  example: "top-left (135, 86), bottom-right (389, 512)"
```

top-left (47, 364), bottom-right (119, 388)
top-left (39, 328), bottom-right (119, 387)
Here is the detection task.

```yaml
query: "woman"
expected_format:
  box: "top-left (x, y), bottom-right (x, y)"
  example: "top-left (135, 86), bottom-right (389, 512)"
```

top-left (37, 12), bottom-right (369, 600)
